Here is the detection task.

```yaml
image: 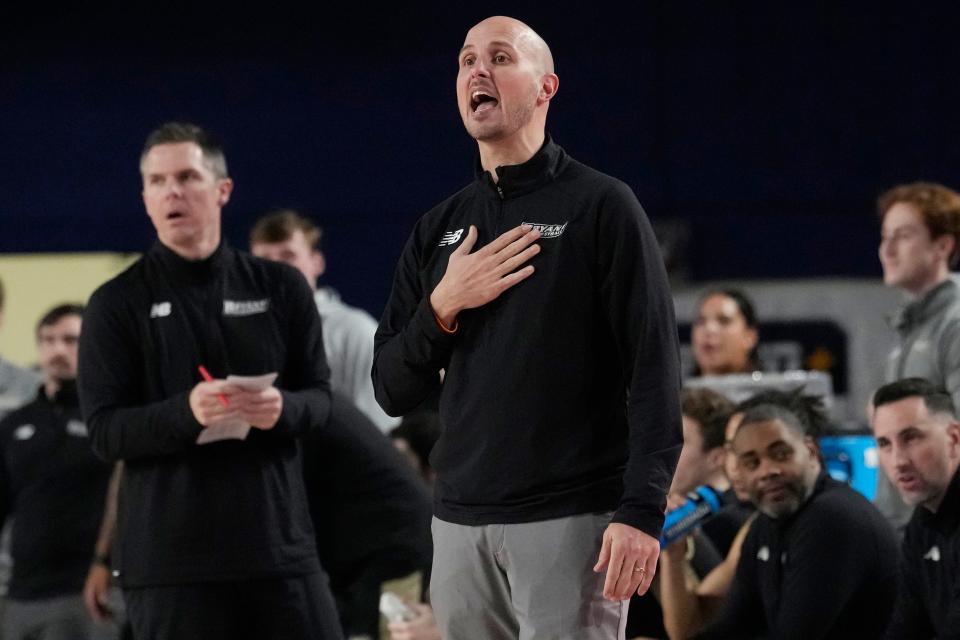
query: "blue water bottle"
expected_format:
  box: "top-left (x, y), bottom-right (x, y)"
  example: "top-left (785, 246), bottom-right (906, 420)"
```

top-left (659, 485), bottom-right (723, 547)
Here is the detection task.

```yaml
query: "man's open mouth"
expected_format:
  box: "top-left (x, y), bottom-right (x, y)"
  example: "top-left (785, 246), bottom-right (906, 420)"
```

top-left (166, 211), bottom-right (185, 220)
top-left (471, 90), bottom-right (499, 113)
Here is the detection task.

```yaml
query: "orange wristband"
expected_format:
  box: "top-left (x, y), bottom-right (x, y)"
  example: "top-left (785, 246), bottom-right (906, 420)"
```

top-left (432, 309), bottom-right (459, 334)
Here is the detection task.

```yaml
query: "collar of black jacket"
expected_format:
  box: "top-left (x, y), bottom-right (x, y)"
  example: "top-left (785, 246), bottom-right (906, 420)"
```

top-left (150, 240), bottom-right (230, 282)
top-left (473, 134), bottom-right (566, 200)
top-left (914, 466), bottom-right (960, 535)
top-left (38, 379), bottom-right (79, 407)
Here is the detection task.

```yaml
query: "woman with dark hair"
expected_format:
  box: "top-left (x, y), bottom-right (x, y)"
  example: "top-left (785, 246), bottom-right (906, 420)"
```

top-left (691, 289), bottom-right (760, 376)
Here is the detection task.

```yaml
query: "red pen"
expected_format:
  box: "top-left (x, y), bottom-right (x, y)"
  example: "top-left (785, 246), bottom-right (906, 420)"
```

top-left (198, 365), bottom-right (230, 408)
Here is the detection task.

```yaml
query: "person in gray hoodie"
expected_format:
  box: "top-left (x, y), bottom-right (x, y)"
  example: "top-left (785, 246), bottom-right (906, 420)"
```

top-left (877, 181), bottom-right (960, 533)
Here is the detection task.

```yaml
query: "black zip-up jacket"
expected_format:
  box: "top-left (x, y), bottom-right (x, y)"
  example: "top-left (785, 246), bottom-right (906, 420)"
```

top-left (0, 382), bottom-right (111, 599)
top-left (885, 467), bottom-right (960, 639)
top-left (78, 241), bottom-right (331, 587)
top-left (373, 136), bottom-right (682, 538)
top-left (700, 474), bottom-right (899, 639)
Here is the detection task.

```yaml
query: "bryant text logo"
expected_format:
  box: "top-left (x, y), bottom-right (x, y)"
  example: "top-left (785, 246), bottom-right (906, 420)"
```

top-left (522, 221), bottom-right (568, 238)
top-left (223, 299), bottom-right (270, 317)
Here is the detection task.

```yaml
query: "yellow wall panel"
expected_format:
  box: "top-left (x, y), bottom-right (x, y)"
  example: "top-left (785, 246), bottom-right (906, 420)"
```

top-left (0, 253), bottom-right (140, 367)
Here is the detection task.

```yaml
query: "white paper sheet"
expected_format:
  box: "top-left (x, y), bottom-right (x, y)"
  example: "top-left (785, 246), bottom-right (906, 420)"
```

top-left (195, 372), bottom-right (278, 444)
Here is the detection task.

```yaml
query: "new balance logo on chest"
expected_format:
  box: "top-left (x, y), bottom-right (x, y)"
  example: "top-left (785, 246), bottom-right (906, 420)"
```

top-left (439, 229), bottom-right (464, 247)
top-left (150, 302), bottom-right (171, 318)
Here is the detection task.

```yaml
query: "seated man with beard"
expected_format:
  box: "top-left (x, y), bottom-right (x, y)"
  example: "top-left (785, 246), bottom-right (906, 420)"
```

top-left (872, 378), bottom-right (960, 638)
top-left (698, 402), bottom-right (899, 639)
top-left (661, 388), bottom-right (825, 639)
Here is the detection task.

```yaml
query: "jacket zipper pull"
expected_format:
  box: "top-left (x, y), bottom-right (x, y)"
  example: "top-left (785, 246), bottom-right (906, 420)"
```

top-left (496, 185), bottom-right (504, 199)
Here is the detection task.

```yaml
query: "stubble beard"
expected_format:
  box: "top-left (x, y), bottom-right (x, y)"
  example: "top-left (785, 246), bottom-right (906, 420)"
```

top-left (756, 476), bottom-right (809, 520)
top-left (900, 481), bottom-right (935, 507)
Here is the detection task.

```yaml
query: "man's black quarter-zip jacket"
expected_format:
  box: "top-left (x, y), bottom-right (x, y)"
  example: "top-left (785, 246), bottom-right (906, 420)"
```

top-left (373, 136), bottom-right (683, 538)
top-left (78, 241), bottom-right (331, 587)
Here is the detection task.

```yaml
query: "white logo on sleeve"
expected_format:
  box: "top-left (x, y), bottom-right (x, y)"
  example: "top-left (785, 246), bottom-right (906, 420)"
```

top-left (150, 302), bottom-right (171, 318)
top-left (223, 299), bottom-right (270, 317)
top-left (13, 424), bottom-right (35, 441)
top-left (757, 546), bottom-right (770, 562)
top-left (924, 545), bottom-right (941, 562)
top-left (438, 229), bottom-right (464, 247)
top-left (66, 420), bottom-right (88, 438)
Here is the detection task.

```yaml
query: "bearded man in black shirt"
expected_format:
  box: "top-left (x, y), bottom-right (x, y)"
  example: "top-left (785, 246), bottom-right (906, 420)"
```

top-left (872, 378), bottom-right (960, 638)
top-left (78, 123), bottom-right (341, 639)
top-left (700, 402), bottom-right (899, 639)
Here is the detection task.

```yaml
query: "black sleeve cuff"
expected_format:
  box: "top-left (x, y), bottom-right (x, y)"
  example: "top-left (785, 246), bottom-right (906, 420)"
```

top-left (412, 296), bottom-right (459, 350)
top-left (611, 506), bottom-right (666, 541)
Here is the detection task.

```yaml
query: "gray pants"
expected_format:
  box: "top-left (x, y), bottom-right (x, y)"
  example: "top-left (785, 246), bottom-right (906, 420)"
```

top-left (3, 594), bottom-right (118, 640)
top-left (430, 514), bottom-right (628, 640)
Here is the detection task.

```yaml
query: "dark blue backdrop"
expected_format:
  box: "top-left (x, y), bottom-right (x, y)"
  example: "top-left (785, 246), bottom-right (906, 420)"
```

top-left (2, 4), bottom-right (958, 316)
